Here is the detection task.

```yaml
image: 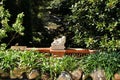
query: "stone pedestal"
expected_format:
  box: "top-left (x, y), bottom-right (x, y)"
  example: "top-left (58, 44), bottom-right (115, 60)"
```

top-left (50, 48), bottom-right (65, 57)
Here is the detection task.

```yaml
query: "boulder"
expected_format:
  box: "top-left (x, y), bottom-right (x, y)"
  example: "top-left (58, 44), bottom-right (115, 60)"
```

top-left (27, 69), bottom-right (39, 79)
top-left (90, 69), bottom-right (106, 80)
top-left (57, 71), bottom-right (72, 80)
top-left (71, 69), bottom-right (83, 80)
top-left (41, 73), bottom-right (50, 80)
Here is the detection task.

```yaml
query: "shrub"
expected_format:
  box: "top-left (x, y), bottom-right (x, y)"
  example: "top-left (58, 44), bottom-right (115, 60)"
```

top-left (41, 56), bottom-right (78, 79)
top-left (0, 3), bottom-right (24, 48)
top-left (0, 50), bottom-right (44, 72)
top-left (67, 0), bottom-right (120, 51)
top-left (79, 51), bottom-right (120, 80)
top-left (0, 49), bottom-right (78, 79)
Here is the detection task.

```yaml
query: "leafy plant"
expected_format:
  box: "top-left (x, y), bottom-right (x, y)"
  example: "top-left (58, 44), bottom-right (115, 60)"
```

top-left (68, 0), bottom-right (120, 51)
top-left (0, 3), bottom-right (24, 49)
top-left (79, 51), bottom-right (120, 80)
top-left (1, 49), bottom-right (120, 80)
top-left (41, 56), bottom-right (79, 79)
top-left (0, 49), bottom-right (46, 79)
top-left (0, 50), bottom-right (20, 72)
top-left (0, 49), bottom-right (79, 79)
top-left (19, 51), bottom-right (44, 71)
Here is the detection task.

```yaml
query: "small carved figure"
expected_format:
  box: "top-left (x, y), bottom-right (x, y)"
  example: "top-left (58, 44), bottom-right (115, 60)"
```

top-left (51, 36), bottom-right (66, 50)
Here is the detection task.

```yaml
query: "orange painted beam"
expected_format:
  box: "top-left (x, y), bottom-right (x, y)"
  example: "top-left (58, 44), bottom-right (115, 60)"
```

top-left (65, 48), bottom-right (96, 54)
top-left (26, 48), bottom-right (50, 53)
top-left (50, 49), bottom-right (65, 57)
top-left (26, 48), bottom-right (96, 57)
top-left (11, 46), bottom-right (96, 57)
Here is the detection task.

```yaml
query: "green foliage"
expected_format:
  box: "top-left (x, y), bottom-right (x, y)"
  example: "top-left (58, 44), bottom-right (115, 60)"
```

top-left (1, 0), bottom-right (120, 50)
top-left (67, 0), bottom-right (120, 51)
top-left (0, 43), bottom-right (6, 50)
top-left (0, 50), bottom-right (44, 72)
top-left (34, 0), bottom-right (120, 51)
top-left (0, 5), bottom-right (11, 32)
top-left (0, 29), bottom-right (7, 40)
top-left (49, 0), bottom-right (64, 9)
top-left (18, 50), bottom-right (44, 71)
top-left (0, 6), bottom-right (10, 40)
top-left (0, 49), bottom-right (79, 79)
top-left (12, 12), bottom-right (24, 35)
top-left (0, 6), bottom-right (10, 19)
top-left (0, 5), bottom-right (24, 48)
top-left (0, 50), bottom-right (19, 71)
top-left (41, 56), bottom-right (78, 79)
top-left (79, 51), bottom-right (120, 80)
top-left (0, 49), bottom-right (120, 79)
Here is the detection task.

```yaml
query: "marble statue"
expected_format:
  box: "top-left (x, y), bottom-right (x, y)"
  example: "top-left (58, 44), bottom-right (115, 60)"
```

top-left (51, 36), bottom-right (66, 50)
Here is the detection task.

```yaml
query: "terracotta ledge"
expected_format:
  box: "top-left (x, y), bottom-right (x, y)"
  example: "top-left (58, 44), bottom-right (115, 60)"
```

top-left (50, 49), bottom-right (65, 57)
top-left (11, 46), bottom-right (27, 50)
top-left (66, 48), bottom-right (96, 54)
top-left (11, 46), bottom-right (96, 57)
top-left (26, 48), bottom-right (50, 53)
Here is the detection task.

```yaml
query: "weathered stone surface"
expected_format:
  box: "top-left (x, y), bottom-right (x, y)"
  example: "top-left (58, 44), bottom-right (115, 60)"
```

top-left (41, 73), bottom-right (50, 80)
top-left (27, 69), bottom-right (39, 79)
top-left (11, 46), bottom-right (27, 50)
top-left (57, 71), bottom-right (72, 80)
top-left (71, 69), bottom-right (83, 80)
top-left (1, 72), bottom-right (9, 78)
top-left (51, 36), bottom-right (66, 50)
top-left (114, 73), bottom-right (120, 80)
top-left (10, 68), bottom-right (24, 79)
top-left (90, 70), bottom-right (106, 80)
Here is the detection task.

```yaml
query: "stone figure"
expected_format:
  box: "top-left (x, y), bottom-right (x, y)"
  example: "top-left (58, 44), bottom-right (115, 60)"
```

top-left (51, 36), bottom-right (66, 50)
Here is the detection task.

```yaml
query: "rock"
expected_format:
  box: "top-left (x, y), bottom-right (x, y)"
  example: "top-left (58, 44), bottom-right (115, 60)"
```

top-left (10, 68), bottom-right (25, 79)
top-left (51, 36), bottom-right (66, 50)
top-left (41, 73), bottom-right (50, 80)
top-left (27, 69), bottom-right (39, 79)
top-left (1, 72), bottom-right (9, 78)
top-left (0, 69), bottom-right (4, 74)
top-left (57, 71), bottom-right (72, 80)
top-left (10, 46), bottom-right (27, 50)
top-left (90, 69), bottom-right (106, 80)
top-left (114, 73), bottom-right (120, 80)
top-left (71, 69), bottom-right (83, 80)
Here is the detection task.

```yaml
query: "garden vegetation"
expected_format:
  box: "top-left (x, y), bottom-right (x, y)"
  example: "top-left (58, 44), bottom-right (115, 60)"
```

top-left (0, 0), bottom-right (120, 80)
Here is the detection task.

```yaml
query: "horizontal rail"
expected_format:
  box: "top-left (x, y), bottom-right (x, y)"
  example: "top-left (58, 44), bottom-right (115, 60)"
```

top-left (11, 46), bottom-right (96, 57)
